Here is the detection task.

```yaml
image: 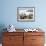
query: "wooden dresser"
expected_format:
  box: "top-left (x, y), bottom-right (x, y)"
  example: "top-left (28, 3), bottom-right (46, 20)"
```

top-left (2, 32), bottom-right (45, 46)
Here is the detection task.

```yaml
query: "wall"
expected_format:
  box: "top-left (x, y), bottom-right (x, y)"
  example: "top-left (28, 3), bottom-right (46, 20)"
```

top-left (0, 0), bottom-right (46, 29)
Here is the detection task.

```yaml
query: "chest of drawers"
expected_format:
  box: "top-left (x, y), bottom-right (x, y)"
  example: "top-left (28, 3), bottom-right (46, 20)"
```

top-left (2, 32), bottom-right (45, 46)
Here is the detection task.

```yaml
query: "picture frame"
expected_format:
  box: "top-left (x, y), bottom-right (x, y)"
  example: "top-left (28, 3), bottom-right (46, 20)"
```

top-left (17, 7), bottom-right (35, 22)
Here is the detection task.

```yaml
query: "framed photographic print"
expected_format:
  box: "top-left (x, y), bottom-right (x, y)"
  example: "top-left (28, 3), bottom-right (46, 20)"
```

top-left (17, 7), bottom-right (35, 22)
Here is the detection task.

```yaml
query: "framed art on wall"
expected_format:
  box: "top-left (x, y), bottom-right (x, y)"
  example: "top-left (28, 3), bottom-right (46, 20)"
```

top-left (17, 7), bottom-right (35, 22)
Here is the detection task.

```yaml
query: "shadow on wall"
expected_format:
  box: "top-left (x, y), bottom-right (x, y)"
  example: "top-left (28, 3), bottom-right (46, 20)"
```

top-left (0, 24), bottom-right (7, 43)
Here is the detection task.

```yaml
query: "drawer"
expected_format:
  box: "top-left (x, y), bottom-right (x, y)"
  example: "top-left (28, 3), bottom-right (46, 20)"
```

top-left (24, 32), bottom-right (44, 36)
top-left (3, 44), bottom-right (15, 46)
top-left (31, 44), bottom-right (44, 46)
top-left (2, 42), bottom-right (23, 46)
top-left (3, 32), bottom-right (23, 36)
top-left (24, 36), bottom-right (32, 40)
top-left (3, 36), bottom-right (23, 42)
top-left (3, 36), bottom-right (23, 44)
top-left (32, 36), bottom-right (45, 44)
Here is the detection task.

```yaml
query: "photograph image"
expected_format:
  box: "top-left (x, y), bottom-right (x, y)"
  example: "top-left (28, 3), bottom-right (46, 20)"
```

top-left (17, 7), bottom-right (35, 22)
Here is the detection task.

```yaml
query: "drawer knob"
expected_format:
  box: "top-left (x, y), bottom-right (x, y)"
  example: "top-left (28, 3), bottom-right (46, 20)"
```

top-left (32, 39), bottom-right (36, 40)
